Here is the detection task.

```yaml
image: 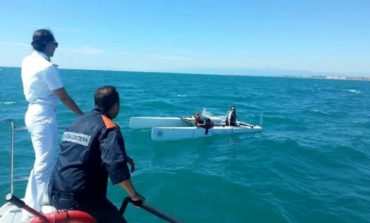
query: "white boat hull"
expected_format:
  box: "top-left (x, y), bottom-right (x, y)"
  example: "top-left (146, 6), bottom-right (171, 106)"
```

top-left (0, 201), bottom-right (56, 223)
top-left (129, 116), bottom-right (225, 128)
top-left (151, 125), bottom-right (262, 141)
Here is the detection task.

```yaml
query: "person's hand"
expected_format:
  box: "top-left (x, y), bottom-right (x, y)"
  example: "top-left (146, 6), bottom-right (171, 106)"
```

top-left (127, 156), bottom-right (135, 173)
top-left (130, 193), bottom-right (145, 206)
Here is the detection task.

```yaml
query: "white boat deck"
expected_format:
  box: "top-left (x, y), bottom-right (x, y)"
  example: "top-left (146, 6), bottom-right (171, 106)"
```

top-left (0, 202), bottom-right (22, 223)
top-left (0, 200), bottom-right (55, 223)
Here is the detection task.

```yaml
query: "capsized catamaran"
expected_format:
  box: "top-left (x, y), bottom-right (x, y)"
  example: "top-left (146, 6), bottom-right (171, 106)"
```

top-left (151, 124), bottom-right (262, 141)
top-left (129, 115), bottom-right (263, 141)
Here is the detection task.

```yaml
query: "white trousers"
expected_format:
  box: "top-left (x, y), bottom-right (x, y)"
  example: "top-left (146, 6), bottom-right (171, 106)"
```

top-left (22, 103), bottom-right (57, 221)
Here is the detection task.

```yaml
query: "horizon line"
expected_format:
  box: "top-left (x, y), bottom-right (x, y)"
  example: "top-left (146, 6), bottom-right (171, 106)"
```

top-left (1, 65), bottom-right (369, 79)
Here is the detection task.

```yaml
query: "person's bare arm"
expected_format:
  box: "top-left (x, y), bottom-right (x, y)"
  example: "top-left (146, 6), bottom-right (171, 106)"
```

top-left (119, 157), bottom-right (144, 202)
top-left (119, 179), bottom-right (145, 202)
top-left (54, 88), bottom-right (83, 116)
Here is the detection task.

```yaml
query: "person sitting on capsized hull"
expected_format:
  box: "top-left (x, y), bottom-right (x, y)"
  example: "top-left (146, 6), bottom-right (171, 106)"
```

top-left (193, 113), bottom-right (214, 135)
top-left (193, 113), bottom-right (204, 126)
top-left (225, 106), bottom-right (237, 126)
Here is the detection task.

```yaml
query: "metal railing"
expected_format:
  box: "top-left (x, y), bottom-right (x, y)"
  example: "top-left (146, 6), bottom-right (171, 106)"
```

top-left (120, 197), bottom-right (181, 223)
top-left (0, 119), bottom-right (27, 194)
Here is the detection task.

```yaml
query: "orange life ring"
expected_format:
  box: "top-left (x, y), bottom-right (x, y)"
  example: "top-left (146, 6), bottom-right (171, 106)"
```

top-left (30, 210), bottom-right (97, 223)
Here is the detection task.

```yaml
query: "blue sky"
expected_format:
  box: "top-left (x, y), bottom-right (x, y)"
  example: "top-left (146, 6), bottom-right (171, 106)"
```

top-left (1, 0), bottom-right (370, 76)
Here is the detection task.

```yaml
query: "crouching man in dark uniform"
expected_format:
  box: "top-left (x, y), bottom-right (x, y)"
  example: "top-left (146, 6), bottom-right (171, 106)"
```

top-left (49, 86), bottom-right (144, 223)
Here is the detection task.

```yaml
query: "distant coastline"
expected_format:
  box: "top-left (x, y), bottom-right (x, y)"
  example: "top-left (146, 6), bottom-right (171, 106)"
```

top-left (1, 66), bottom-right (369, 81)
top-left (282, 75), bottom-right (370, 82)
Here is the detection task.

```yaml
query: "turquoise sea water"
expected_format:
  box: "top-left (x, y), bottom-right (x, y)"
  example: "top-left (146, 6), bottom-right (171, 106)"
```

top-left (0, 67), bottom-right (369, 223)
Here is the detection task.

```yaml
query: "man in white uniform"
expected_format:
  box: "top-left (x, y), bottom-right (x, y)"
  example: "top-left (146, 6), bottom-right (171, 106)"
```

top-left (21, 29), bottom-right (84, 222)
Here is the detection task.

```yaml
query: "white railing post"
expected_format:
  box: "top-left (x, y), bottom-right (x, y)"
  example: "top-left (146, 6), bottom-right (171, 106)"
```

top-left (10, 120), bottom-right (15, 194)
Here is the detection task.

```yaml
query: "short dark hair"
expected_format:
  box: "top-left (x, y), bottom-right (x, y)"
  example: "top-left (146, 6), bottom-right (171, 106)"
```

top-left (94, 86), bottom-right (120, 111)
top-left (31, 29), bottom-right (55, 52)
